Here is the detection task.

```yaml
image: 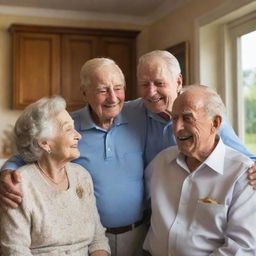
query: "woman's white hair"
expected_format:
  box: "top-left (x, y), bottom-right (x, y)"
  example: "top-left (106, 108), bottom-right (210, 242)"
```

top-left (14, 96), bottom-right (66, 163)
top-left (80, 57), bottom-right (125, 90)
top-left (181, 85), bottom-right (226, 120)
top-left (137, 50), bottom-right (181, 79)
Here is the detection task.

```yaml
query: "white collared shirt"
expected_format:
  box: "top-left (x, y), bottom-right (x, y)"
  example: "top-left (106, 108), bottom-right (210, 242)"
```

top-left (143, 138), bottom-right (256, 256)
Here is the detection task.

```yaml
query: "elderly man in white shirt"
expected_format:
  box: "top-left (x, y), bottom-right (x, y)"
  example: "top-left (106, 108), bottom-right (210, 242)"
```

top-left (143, 85), bottom-right (256, 256)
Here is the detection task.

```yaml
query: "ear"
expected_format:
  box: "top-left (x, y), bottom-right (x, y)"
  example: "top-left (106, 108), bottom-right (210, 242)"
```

top-left (38, 140), bottom-right (51, 153)
top-left (176, 73), bottom-right (183, 94)
top-left (211, 115), bottom-right (222, 133)
top-left (80, 85), bottom-right (88, 102)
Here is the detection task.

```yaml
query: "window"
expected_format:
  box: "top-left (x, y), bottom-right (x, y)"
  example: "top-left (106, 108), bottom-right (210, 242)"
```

top-left (197, 3), bottom-right (256, 154)
top-left (241, 31), bottom-right (256, 153)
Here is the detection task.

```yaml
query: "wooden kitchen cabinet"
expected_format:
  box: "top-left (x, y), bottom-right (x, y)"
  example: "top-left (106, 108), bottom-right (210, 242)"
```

top-left (10, 24), bottom-right (140, 110)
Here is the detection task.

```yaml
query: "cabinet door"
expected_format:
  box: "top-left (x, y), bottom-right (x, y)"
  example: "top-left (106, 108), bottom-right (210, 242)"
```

top-left (13, 32), bottom-right (60, 109)
top-left (61, 34), bottom-right (98, 111)
top-left (100, 37), bottom-right (137, 100)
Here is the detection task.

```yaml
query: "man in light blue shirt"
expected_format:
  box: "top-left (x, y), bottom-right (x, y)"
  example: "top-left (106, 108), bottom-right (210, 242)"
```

top-left (143, 85), bottom-right (256, 255)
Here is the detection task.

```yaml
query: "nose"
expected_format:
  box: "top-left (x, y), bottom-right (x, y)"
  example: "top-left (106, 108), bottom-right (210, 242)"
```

top-left (145, 83), bottom-right (157, 97)
top-left (173, 118), bottom-right (184, 134)
top-left (74, 130), bottom-right (81, 141)
top-left (107, 88), bottom-right (118, 103)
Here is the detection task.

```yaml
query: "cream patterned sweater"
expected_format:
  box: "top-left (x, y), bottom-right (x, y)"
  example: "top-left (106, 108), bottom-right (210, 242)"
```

top-left (0, 162), bottom-right (110, 256)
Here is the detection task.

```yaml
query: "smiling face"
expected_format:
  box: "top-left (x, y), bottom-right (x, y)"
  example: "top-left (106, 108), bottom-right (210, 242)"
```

top-left (48, 110), bottom-right (81, 162)
top-left (82, 64), bottom-right (125, 129)
top-left (138, 57), bottom-right (182, 115)
top-left (171, 91), bottom-right (219, 162)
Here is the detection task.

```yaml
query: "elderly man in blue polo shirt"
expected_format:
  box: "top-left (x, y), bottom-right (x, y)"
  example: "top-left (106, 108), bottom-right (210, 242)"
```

top-left (134, 50), bottom-right (256, 165)
top-left (0, 58), bottom-right (147, 256)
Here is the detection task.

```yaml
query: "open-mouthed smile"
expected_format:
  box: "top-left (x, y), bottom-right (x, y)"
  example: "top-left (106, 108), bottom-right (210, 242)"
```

top-left (177, 135), bottom-right (193, 141)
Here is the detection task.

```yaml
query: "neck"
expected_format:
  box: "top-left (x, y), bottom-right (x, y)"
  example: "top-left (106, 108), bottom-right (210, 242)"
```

top-left (37, 157), bottom-right (66, 180)
top-left (158, 112), bottom-right (171, 121)
top-left (90, 108), bottom-right (114, 130)
top-left (185, 136), bottom-right (219, 172)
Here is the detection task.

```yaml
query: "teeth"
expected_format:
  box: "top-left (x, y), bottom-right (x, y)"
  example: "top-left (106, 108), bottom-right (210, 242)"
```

top-left (178, 135), bottom-right (193, 141)
top-left (149, 97), bottom-right (162, 102)
top-left (104, 104), bottom-right (117, 108)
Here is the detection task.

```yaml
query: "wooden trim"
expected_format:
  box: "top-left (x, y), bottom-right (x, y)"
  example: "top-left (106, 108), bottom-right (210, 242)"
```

top-left (166, 41), bottom-right (190, 85)
top-left (9, 24), bottom-right (140, 38)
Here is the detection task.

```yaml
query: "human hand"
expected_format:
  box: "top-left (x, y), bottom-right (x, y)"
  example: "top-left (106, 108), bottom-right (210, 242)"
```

top-left (90, 250), bottom-right (109, 256)
top-left (0, 170), bottom-right (23, 210)
top-left (248, 163), bottom-right (256, 189)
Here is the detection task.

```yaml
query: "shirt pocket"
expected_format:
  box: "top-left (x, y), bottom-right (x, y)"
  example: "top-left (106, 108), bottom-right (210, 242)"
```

top-left (190, 200), bottom-right (228, 236)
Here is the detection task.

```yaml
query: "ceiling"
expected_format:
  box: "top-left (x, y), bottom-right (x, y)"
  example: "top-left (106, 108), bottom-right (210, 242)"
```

top-left (0, 0), bottom-right (191, 24)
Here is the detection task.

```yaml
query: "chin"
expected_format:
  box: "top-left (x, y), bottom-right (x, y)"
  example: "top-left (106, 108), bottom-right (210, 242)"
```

top-left (69, 152), bottom-right (80, 161)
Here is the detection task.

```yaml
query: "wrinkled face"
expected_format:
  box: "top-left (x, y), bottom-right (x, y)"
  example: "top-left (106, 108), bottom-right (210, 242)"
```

top-left (171, 95), bottom-right (216, 160)
top-left (83, 64), bottom-right (125, 125)
top-left (49, 110), bottom-right (81, 162)
top-left (138, 58), bottom-right (182, 114)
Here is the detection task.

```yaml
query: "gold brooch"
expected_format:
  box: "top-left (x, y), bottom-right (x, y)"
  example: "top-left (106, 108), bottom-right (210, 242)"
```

top-left (76, 184), bottom-right (84, 199)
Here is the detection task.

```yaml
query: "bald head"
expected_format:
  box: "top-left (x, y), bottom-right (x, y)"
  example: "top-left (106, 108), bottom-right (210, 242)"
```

top-left (171, 85), bottom-right (225, 165)
top-left (178, 85), bottom-right (226, 120)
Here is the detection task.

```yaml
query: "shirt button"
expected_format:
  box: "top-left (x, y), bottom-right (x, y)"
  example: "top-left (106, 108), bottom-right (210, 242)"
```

top-left (107, 148), bottom-right (111, 152)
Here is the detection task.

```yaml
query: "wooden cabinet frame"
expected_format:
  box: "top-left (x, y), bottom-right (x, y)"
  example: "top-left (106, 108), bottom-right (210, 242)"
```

top-left (10, 24), bottom-right (140, 110)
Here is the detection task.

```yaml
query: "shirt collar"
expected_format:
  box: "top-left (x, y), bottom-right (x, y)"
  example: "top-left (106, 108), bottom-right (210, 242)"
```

top-left (176, 136), bottom-right (225, 175)
top-left (147, 109), bottom-right (172, 124)
top-left (203, 137), bottom-right (225, 175)
top-left (80, 105), bottom-right (128, 130)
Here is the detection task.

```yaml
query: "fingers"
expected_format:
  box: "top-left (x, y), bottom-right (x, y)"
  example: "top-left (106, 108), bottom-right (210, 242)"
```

top-left (248, 164), bottom-right (256, 189)
top-left (0, 170), bottom-right (23, 209)
top-left (12, 170), bottom-right (22, 184)
top-left (0, 193), bottom-right (21, 209)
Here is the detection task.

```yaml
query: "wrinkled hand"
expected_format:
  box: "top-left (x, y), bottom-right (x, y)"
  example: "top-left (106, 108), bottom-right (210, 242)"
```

top-left (248, 163), bottom-right (256, 189)
top-left (0, 170), bottom-right (23, 210)
top-left (90, 250), bottom-right (109, 256)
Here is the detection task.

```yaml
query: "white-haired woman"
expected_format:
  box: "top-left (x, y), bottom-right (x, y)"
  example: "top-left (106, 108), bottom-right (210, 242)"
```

top-left (0, 96), bottom-right (110, 256)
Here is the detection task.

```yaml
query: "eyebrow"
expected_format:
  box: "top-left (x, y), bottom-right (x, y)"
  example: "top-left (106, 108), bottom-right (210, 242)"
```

top-left (95, 84), bottom-right (124, 90)
top-left (60, 120), bottom-right (74, 129)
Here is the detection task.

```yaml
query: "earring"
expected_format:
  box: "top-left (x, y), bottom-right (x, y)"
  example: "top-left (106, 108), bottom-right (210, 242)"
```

top-left (46, 148), bottom-right (51, 154)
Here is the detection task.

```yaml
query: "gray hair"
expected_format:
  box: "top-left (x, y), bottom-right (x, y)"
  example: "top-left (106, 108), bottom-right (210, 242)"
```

top-left (14, 96), bottom-right (66, 163)
top-left (181, 85), bottom-right (226, 120)
top-left (137, 50), bottom-right (181, 79)
top-left (80, 57), bottom-right (125, 90)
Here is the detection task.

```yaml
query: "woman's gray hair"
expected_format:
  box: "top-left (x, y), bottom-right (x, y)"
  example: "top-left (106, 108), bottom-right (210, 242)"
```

top-left (181, 85), bottom-right (226, 120)
top-left (137, 50), bottom-right (181, 79)
top-left (80, 57), bottom-right (125, 90)
top-left (14, 96), bottom-right (66, 163)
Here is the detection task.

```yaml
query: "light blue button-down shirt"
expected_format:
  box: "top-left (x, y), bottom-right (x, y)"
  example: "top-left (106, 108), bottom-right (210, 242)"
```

top-left (144, 138), bottom-right (256, 255)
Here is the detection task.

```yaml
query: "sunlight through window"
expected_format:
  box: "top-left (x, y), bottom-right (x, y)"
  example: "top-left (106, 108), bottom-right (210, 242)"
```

top-left (241, 31), bottom-right (256, 153)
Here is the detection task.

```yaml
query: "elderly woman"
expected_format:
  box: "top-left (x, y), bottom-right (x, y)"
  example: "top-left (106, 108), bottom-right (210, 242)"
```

top-left (0, 96), bottom-right (110, 256)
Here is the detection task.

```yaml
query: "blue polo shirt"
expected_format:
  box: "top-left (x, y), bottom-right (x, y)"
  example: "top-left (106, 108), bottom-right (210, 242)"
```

top-left (71, 103), bottom-right (147, 227)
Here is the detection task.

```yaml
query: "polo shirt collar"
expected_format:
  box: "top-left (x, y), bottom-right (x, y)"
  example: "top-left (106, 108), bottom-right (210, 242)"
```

top-left (80, 105), bottom-right (128, 130)
top-left (147, 109), bottom-right (172, 124)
